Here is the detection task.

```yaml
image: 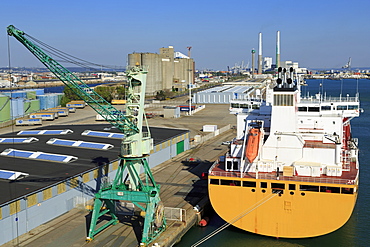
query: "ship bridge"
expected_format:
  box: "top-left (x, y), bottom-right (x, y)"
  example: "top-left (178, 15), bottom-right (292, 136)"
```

top-left (298, 95), bottom-right (360, 118)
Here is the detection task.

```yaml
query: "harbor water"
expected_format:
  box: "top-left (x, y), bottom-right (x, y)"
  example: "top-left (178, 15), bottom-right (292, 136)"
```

top-left (176, 79), bottom-right (369, 247)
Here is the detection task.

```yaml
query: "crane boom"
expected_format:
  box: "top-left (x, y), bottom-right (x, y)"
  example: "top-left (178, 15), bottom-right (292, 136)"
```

top-left (7, 25), bottom-right (138, 135)
top-left (7, 25), bottom-right (165, 245)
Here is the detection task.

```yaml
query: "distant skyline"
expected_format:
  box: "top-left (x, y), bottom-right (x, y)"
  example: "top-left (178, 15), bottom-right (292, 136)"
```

top-left (1, 0), bottom-right (369, 71)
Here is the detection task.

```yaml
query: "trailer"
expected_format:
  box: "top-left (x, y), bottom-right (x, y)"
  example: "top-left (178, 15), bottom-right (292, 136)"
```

top-left (15, 118), bottom-right (42, 126)
top-left (50, 107), bottom-right (69, 116)
top-left (39, 111), bottom-right (60, 118)
top-left (67, 107), bottom-right (76, 113)
top-left (29, 112), bottom-right (55, 120)
top-left (66, 100), bottom-right (86, 109)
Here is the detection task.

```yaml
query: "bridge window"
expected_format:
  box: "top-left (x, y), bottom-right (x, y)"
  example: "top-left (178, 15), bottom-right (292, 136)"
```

top-left (321, 106), bottom-right (331, 111)
top-left (308, 107), bottom-right (319, 112)
top-left (298, 107), bottom-right (307, 112)
top-left (337, 105), bottom-right (347, 110)
top-left (233, 161), bottom-right (238, 170)
top-left (348, 105), bottom-right (358, 110)
top-left (226, 161), bottom-right (232, 170)
top-left (226, 160), bottom-right (239, 170)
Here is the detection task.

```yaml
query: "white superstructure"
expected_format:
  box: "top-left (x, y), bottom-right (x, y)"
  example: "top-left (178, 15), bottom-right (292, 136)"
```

top-left (227, 67), bottom-right (360, 179)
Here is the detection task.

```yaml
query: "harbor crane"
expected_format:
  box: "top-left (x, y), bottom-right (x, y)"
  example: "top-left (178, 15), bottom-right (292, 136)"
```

top-left (7, 25), bottom-right (166, 245)
top-left (342, 57), bottom-right (352, 71)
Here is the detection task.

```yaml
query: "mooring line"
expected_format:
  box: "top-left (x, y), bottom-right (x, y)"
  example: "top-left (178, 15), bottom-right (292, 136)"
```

top-left (191, 191), bottom-right (281, 247)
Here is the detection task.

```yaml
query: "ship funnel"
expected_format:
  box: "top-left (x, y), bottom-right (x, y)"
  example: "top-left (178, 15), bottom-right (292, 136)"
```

top-left (277, 67), bottom-right (282, 82)
top-left (287, 78), bottom-right (293, 88)
top-left (289, 67), bottom-right (294, 88)
top-left (277, 78), bottom-right (283, 88)
top-left (283, 68), bottom-right (287, 86)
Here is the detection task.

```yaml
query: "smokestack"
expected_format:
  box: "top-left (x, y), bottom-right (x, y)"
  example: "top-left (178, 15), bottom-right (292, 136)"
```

top-left (251, 48), bottom-right (256, 78)
top-left (276, 31), bottom-right (280, 69)
top-left (258, 32), bottom-right (263, 74)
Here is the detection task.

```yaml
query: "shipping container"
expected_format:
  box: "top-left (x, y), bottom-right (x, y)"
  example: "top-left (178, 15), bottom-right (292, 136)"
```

top-left (111, 99), bottom-right (126, 104)
top-left (203, 125), bottom-right (217, 132)
top-left (178, 105), bottom-right (196, 112)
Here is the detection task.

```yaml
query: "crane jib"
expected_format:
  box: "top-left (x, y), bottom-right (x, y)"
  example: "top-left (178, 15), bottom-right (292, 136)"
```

top-left (7, 25), bottom-right (139, 135)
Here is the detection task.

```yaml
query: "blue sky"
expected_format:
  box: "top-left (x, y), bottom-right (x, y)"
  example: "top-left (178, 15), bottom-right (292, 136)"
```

top-left (1, 0), bottom-right (369, 70)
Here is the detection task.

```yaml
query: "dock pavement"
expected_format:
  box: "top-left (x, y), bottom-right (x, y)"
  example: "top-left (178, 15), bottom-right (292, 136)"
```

top-left (2, 104), bottom-right (236, 247)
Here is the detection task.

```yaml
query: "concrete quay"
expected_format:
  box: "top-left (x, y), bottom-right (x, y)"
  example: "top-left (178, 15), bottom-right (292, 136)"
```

top-left (2, 104), bottom-right (236, 247)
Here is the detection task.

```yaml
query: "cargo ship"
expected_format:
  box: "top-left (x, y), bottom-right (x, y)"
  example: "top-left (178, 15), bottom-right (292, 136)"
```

top-left (208, 68), bottom-right (360, 238)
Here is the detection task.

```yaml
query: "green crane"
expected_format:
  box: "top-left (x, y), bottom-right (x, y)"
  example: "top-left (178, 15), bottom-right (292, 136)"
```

top-left (7, 25), bottom-right (166, 245)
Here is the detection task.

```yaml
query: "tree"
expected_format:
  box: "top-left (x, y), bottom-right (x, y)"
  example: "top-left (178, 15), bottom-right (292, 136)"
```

top-left (94, 86), bottom-right (115, 102)
top-left (155, 89), bottom-right (175, 100)
top-left (115, 86), bottom-right (126, 99)
top-left (60, 86), bottom-right (81, 106)
top-left (155, 90), bottom-right (166, 100)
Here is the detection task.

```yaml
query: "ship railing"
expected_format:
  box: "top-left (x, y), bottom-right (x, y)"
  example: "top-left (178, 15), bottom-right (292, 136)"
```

top-left (208, 170), bottom-right (355, 185)
top-left (300, 96), bottom-right (359, 103)
top-left (208, 160), bottom-right (219, 173)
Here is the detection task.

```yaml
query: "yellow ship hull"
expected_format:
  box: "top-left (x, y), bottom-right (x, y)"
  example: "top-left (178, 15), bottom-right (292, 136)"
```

top-left (209, 177), bottom-right (358, 238)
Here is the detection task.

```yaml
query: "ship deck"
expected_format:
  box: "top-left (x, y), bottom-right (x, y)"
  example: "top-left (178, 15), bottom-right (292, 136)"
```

top-left (209, 158), bottom-right (358, 185)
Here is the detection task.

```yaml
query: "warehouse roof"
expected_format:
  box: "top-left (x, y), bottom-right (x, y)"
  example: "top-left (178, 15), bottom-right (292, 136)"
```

top-left (0, 124), bottom-right (188, 205)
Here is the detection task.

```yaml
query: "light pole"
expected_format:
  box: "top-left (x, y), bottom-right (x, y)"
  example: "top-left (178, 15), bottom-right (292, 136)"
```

top-left (188, 68), bottom-right (192, 115)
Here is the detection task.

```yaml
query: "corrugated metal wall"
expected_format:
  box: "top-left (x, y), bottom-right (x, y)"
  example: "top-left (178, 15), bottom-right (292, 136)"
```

top-left (193, 86), bottom-right (252, 104)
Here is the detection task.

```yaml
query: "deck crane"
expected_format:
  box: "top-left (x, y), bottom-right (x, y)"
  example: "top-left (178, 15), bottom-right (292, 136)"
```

top-left (7, 25), bottom-right (166, 245)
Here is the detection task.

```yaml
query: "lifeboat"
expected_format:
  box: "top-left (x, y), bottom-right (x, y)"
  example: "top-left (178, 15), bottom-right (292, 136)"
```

top-left (246, 128), bottom-right (260, 163)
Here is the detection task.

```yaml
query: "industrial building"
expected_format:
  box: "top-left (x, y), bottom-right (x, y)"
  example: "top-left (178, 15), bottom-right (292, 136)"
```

top-left (0, 123), bottom-right (190, 245)
top-left (193, 85), bottom-right (254, 104)
top-left (128, 46), bottom-right (195, 95)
